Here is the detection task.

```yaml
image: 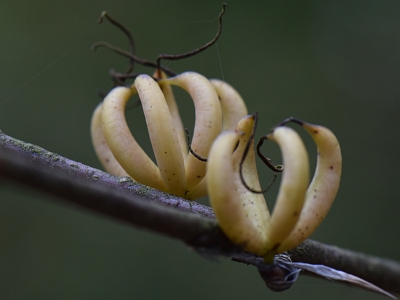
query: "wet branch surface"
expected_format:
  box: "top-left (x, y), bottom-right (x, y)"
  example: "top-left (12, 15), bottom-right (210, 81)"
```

top-left (0, 129), bottom-right (399, 295)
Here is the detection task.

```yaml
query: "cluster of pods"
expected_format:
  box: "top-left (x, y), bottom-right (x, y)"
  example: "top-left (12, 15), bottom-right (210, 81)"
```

top-left (91, 71), bottom-right (341, 262)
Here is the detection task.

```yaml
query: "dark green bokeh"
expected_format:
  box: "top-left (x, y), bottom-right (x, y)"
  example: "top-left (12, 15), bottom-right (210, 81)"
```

top-left (1, 1), bottom-right (400, 299)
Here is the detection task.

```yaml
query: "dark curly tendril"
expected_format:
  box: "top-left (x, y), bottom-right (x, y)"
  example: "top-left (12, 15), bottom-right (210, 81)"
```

top-left (239, 113), bottom-right (283, 194)
top-left (185, 128), bottom-right (208, 162)
top-left (156, 3), bottom-right (227, 73)
top-left (92, 3), bottom-right (227, 84)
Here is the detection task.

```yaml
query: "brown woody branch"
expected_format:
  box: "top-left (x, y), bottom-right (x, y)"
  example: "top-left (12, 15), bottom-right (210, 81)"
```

top-left (0, 130), bottom-right (399, 295)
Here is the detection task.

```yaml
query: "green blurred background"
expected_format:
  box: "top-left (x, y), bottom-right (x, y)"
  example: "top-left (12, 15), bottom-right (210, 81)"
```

top-left (1, 1), bottom-right (400, 299)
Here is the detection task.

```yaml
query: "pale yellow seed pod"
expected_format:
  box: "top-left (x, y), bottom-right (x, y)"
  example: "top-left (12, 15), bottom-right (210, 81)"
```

top-left (264, 126), bottom-right (309, 259)
top-left (101, 86), bottom-right (167, 191)
top-left (208, 115), bottom-right (270, 255)
top-left (131, 75), bottom-right (187, 197)
top-left (209, 79), bottom-right (248, 131)
top-left (155, 71), bottom-right (188, 159)
top-left (277, 122), bottom-right (341, 253)
top-left (162, 72), bottom-right (222, 197)
top-left (90, 102), bottom-right (129, 177)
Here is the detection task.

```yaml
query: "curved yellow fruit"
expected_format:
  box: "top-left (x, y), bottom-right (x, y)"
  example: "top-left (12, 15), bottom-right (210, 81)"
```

top-left (207, 115), bottom-right (270, 255)
top-left (131, 75), bottom-right (187, 197)
top-left (264, 126), bottom-right (309, 258)
top-left (209, 79), bottom-right (248, 131)
top-left (277, 122), bottom-right (341, 253)
top-left (161, 72), bottom-right (222, 197)
top-left (101, 85), bottom-right (167, 191)
top-left (90, 102), bottom-right (129, 177)
top-left (155, 71), bottom-right (188, 159)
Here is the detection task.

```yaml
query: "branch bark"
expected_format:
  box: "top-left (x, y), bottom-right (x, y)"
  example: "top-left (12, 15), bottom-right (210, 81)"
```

top-left (0, 129), bottom-right (399, 296)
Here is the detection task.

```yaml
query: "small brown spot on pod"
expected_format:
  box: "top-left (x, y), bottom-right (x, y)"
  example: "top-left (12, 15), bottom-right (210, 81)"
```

top-left (197, 175), bottom-right (201, 178)
top-left (330, 166), bottom-right (334, 169)
top-left (314, 130), bottom-right (319, 134)
top-left (271, 243), bottom-right (281, 251)
top-left (293, 211), bottom-right (299, 217)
